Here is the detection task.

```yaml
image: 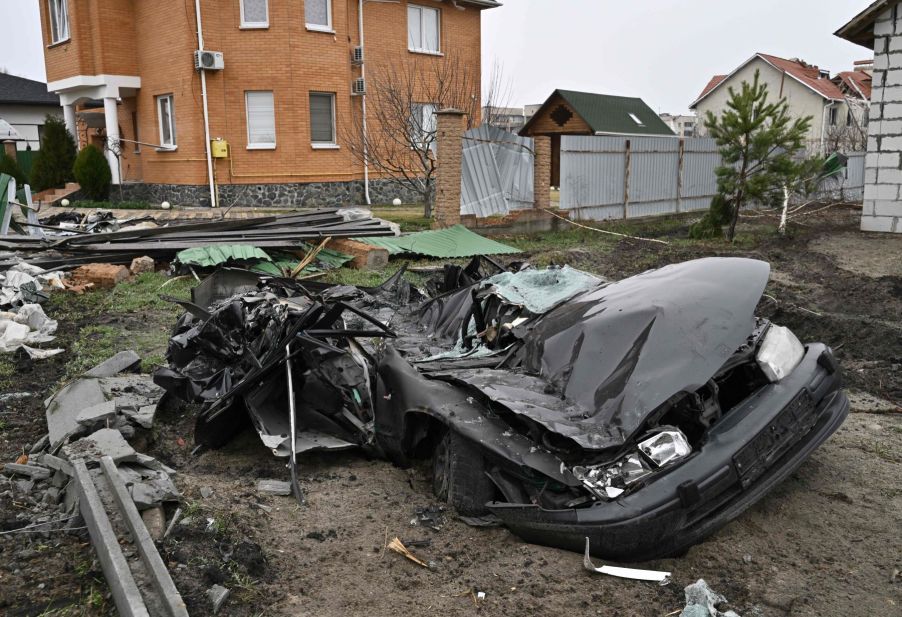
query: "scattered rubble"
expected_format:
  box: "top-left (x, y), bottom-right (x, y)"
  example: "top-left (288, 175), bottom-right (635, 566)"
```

top-left (207, 584), bottom-right (231, 614)
top-left (257, 479), bottom-right (292, 496)
top-left (680, 579), bottom-right (741, 617)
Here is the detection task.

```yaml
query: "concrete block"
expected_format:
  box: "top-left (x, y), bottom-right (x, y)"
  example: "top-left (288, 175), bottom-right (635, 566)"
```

top-left (257, 479), bottom-right (292, 495)
top-left (862, 200), bottom-right (876, 216)
top-left (207, 585), bottom-right (230, 614)
top-left (874, 199), bottom-right (902, 216)
top-left (869, 136), bottom-right (880, 151)
top-left (64, 428), bottom-right (138, 464)
top-left (872, 86), bottom-right (885, 104)
top-left (38, 453), bottom-right (74, 476)
top-left (85, 351), bottom-right (141, 378)
top-left (861, 215), bottom-right (900, 232)
top-left (881, 137), bottom-right (902, 151)
top-left (76, 400), bottom-right (117, 428)
top-left (866, 152), bottom-right (880, 168)
top-left (882, 102), bottom-right (902, 119)
top-left (865, 168), bottom-right (878, 184)
top-left (875, 18), bottom-right (894, 37)
top-left (45, 379), bottom-right (107, 448)
top-left (1, 462), bottom-right (51, 480)
top-left (881, 119), bottom-right (902, 134)
top-left (878, 167), bottom-right (902, 183)
top-left (885, 69), bottom-right (902, 86)
top-left (865, 184), bottom-right (899, 201)
top-left (890, 37), bottom-right (902, 53)
top-left (875, 36), bottom-right (888, 55)
top-left (881, 152), bottom-right (901, 167)
top-left (874, 52), bottom-right (890, 69)
top-left (883, 86), bottom-right (902, 105)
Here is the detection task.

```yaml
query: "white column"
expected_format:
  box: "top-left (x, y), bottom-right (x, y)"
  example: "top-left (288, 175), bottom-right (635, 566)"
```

top-left (62, 104), bottom-right (77, 142)
top-left (102, 97), bottom-right (121, 184)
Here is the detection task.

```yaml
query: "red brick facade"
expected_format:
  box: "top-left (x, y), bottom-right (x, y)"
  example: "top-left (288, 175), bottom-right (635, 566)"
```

top-left (39, 0), bottom-right (487, 191)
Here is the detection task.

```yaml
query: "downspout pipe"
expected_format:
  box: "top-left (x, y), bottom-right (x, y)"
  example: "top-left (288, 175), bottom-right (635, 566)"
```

top-left (821, 100), bottom-right (836, 156)
top-left (195, 0), bottom-right (218, 208)
top-left (359, 0), bottom-right (371, 205)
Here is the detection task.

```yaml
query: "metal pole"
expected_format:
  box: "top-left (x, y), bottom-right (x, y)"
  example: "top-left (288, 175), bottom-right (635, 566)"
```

top-left (285, 343), bottom-right (305, 505)
top-left (359, 0), bottom-right (371, 205)
top-left (195, 0), bottom-right (218, 208)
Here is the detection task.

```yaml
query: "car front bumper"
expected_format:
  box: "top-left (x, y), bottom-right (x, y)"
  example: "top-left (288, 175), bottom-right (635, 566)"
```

top-left (487, 343), bottom-right (849, 562)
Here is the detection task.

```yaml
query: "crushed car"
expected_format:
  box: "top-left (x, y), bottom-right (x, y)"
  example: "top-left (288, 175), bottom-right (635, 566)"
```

top-left (154, 257), bottom-right (849, 561)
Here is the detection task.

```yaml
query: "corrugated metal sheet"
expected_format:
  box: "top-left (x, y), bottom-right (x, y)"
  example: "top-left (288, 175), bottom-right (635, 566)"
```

top-left (561, 135), bottom-right (722, 221)
top-left (359, 224), bottom-right (521, 257)
top-left (461, 125), bottom-right (534, 217)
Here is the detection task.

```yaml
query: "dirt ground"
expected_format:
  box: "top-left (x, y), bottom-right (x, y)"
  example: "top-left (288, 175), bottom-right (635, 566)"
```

top-left (1, 205), bottom-right (900, 616)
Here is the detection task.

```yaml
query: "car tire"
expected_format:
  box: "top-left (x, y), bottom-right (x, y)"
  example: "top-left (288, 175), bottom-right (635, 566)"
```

top-left (432, 430), bottom-right (495, 516)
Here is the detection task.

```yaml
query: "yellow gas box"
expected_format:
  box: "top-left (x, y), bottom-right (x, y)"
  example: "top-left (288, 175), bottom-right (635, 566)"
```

top-left (211, 139), bottom-right (229, 158)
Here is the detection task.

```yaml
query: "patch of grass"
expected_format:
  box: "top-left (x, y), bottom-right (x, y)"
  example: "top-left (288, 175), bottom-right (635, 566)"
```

top-left (370, 204), bottom-right (432, 232)
top-left (66, 325), bottom-right (120, 379)
top-left (0, 357), bottom-right (15, 390)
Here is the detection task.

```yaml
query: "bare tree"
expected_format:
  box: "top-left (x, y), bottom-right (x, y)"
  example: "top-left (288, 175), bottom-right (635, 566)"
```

top-left (823, 98), bottom-right (869, 153)
top-left (341, 54), bottom-right (482, 216)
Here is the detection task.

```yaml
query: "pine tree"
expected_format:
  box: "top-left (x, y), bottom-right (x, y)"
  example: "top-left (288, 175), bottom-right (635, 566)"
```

top-left (0, 152), bottom-right (26, 186)
top-left (29, 115), bottom-right (77, 192)
top-left (73, 144), bottom-right (112, 200)
top-left (694, 70), bottom-right (813, 241)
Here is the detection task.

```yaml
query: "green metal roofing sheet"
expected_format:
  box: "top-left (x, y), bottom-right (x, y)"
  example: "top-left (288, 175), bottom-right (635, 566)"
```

top-left (358, 225), bottom-right (521, 258)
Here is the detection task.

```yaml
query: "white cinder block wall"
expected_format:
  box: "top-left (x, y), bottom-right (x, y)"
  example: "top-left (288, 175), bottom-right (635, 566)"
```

top-left (864, 4), bottom-right (902, 232)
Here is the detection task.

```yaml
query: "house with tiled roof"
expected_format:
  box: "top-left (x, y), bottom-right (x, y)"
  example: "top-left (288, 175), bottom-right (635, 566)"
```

top-left (690, 53), bottom-right (871, 153)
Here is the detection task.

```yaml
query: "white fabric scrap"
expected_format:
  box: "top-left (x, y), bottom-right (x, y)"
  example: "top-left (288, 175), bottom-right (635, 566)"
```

top-left (583, 537), bottom-right (671, 583)
top-left (0, 303), bottom-right (62, 358)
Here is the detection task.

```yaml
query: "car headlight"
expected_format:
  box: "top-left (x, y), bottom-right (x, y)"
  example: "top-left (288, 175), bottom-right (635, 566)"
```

top-left (571, 428), bottom-right (692, 500)
top-left (756, 324), bottom-right (804, 382)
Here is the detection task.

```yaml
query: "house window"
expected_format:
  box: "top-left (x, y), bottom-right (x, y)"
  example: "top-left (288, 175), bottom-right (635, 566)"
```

top-left (48, 0), bottom-right (69, 44)
top-left (305, 0), bottom-right (332, 32)
top-left (246, 91), bottom-right (276, 148)
top-left (310, 92), bottom-right (336, 147)
top-left (829, 106), bottom-right (838, 126)
top-left (156, 94), bottom-right (177, 149)
top-left (628, 112), bottom-right (645, 126)
top-left (240, 0), bottom-right (268, 28)
top-left (408, 5), bottom-right (440, 53)
top-left (410, 103), bottom-right (437, 148)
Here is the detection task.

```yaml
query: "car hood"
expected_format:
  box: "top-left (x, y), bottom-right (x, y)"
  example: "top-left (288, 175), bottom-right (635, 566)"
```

top-left (438, 258), bottom-right (771, 452)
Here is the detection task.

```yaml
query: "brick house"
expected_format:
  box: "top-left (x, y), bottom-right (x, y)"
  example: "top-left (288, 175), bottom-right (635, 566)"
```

top-left (836, 0), bottom-right (902, 233)
top-left (38, 0), bottom-right (498, 207)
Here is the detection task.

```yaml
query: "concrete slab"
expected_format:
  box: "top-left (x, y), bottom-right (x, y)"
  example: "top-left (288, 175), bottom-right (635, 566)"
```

top-left (84, 350), bottom-right (142, 378)
top-left (64, 428), bottom-right (138, 464)
top-left (45, 379), bottom-right (107, 447)
top-left (76, 400), bottom-right (117, 428)
top-left (1, 462), bottom-right (51, 480)
top-left (257, 479), bottom-right (292, 496)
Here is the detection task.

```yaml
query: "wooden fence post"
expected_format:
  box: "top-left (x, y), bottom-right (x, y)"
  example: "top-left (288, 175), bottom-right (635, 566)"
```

top-left (676, 138), bottom-right (685, 213)
top-left (623, 139), bottom-right (631, 219)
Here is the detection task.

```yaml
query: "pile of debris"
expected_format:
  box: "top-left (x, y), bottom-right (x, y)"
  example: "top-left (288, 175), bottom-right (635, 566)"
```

top-left (0, 208), bottom-right (398, 269)
top-left (2, 350), bottom-right (179, 535)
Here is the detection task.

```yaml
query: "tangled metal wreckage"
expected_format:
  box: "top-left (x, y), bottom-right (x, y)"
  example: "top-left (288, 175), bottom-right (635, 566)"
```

top-left (155, 256), bottom-right (849, 561)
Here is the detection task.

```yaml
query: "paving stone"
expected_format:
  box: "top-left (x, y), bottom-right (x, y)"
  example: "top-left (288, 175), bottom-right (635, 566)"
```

top-left (84, 350), bottom-right (141, 378)
top-left (63, 428), bottom-right (138, 464)
top-left (36, 453), bottom-right (74, 476)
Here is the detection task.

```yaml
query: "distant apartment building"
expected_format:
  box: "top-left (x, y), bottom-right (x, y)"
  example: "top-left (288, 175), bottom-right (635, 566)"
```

top-left (691, 53), bottom-right (871, 153)
top-left (38, 0), bottom-right (499, 206)
top-left (482, 106), bottom-right (528, 133)
top-left (659, 113), bottom-right (697, 137)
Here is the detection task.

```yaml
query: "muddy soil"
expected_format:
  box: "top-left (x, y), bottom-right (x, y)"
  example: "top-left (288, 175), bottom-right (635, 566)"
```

top-left (1, 206), bottom-right (900, 616)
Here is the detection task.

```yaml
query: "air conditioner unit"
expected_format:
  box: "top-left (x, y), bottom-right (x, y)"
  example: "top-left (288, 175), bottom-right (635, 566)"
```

top-left (352, 46), bottom-right (364, 65)
top-left (352, 78), bottom-right (366, 96)
top-left (194, 50), bottom-right (225, 71)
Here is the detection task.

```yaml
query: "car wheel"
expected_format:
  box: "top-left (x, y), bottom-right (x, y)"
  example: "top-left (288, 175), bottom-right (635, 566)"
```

top-left (432, 430), bottom-right (495, 516)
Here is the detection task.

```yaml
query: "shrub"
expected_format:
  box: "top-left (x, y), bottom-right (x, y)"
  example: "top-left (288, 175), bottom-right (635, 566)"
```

top-left (688, 194), bottom-right (732, 239)
top-left (29, 115), bottom-right (77, 191)
top-left (73, 145), bottom-right (112, 200)
top-left (0, 152), bottom-right (26, 186)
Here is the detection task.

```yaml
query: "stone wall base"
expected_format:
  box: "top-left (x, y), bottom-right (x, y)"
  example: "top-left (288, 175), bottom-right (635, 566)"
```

top-left (111, 179), bottom-right (423, 208)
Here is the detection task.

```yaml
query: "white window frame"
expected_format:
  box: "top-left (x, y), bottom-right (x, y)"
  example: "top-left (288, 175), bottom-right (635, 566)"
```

top-left (408, 4), bottom-right (441, 55)
top-left (156, 94), bottom-right (177, 150)
top-left (410, 102), bottom-right (437, 149)
top-left (628, 113), bottom-right (645, 127)
top-left (240, 0), bottom-right (269, 28)
top-left (309, 92), bottom-right (338, 148)
top-left (305, 0), bottom-right (333, 33)
top-left (48, 0), bottom-right (70, 45)
top-left (245, 91), bottom-right (276, 149)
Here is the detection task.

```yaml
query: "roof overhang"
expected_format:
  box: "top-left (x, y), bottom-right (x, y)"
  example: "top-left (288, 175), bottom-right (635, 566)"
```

top-left (440, 0), bottom-right (501, 8)
top-left (689, 53), bottom-right (843, 109)
top-left (836, 0), bottom-right (890, 48)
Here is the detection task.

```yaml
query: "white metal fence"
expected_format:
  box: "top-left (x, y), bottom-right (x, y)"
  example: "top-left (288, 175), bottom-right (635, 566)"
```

top-left (461, 125), bottom-right (534, 218)
top-left (560, 135), bottom-right (866, 221)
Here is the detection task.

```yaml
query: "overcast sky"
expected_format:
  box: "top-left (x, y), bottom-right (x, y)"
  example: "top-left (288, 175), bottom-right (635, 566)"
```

top-left (1, 0), bottom-right (875, 114)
